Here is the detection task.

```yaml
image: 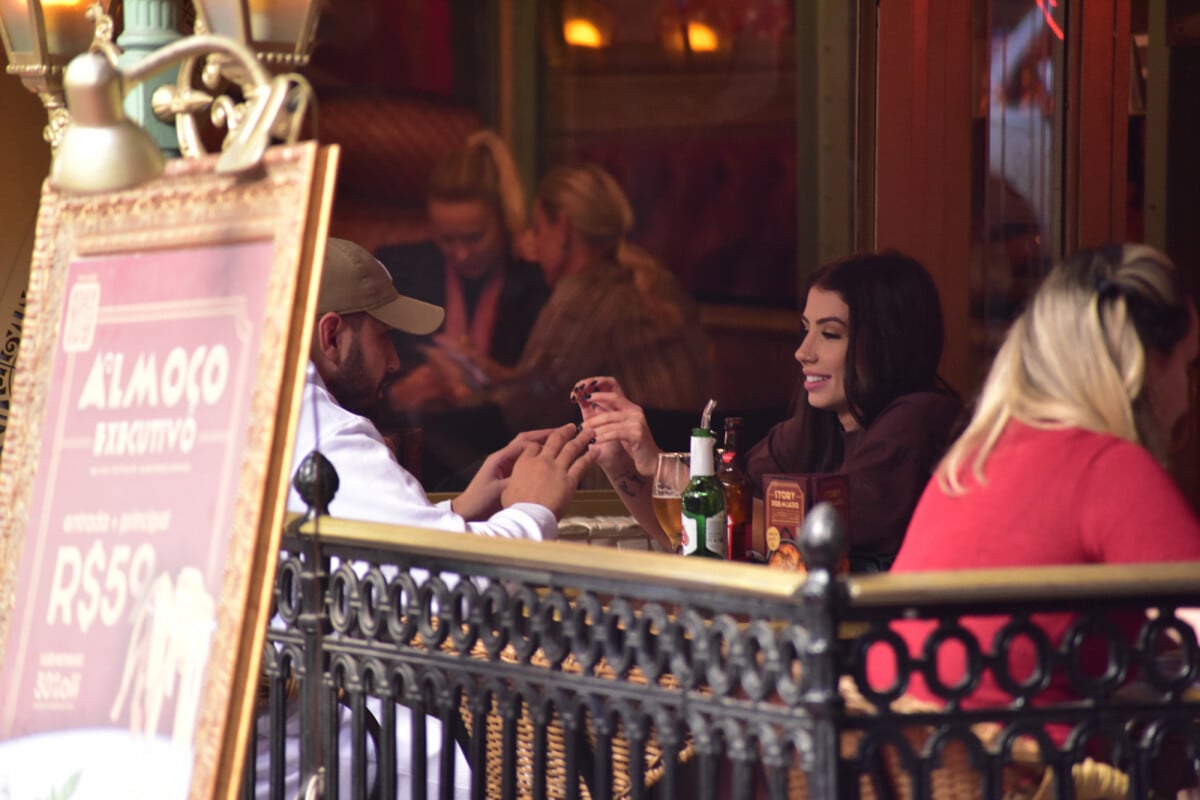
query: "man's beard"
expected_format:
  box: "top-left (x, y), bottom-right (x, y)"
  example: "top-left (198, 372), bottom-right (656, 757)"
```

top-left (326, 344), bottom-right (392, 427)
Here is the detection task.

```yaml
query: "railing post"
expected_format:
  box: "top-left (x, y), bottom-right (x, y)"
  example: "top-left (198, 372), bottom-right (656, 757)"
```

top-left (292, 450), bottom-right (340, 798)
top-left (799, 502), bottom-right (847, 798)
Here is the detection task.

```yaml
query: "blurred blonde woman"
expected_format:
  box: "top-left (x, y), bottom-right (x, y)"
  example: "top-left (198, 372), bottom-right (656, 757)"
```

top-left (376, 130), bottom-right (548, 370)
top-left (492, 162), bottom-right (714, 433)
top-left (870, 244), bottom-right (1200, 748)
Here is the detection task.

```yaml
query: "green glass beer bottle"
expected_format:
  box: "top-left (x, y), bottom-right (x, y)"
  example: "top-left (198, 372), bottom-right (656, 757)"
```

top-left (682, 427), bottom-right (727, 559)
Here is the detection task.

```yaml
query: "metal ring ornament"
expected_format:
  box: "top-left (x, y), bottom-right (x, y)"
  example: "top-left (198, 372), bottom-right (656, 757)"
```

top-left (995, 721), bottom-right (1056, 768)
top-left (715, 716), bottom-right (750, 761)
top-left (851, 625), bottom-right (912, 706)
top-left (385, 572), bottom-right (419, 645)
top-left (991, 616), bottom-right (1055, 699)
top-left (738, 619), bottom-right (779, 701)
top-left (328, 651), bottom-right (361, 694)
top-left (274, 556), bottom-right (303, 624)
top-left (259, 640), bottom-right (282, 675)
top-left (671, 607), bottom-right (709, 688)
top-left (447, 578), bottom-right (480, 654)
top-left (327, 561), bottom-right (359, 634)
top-left (855, 728), bottom-right (917, 784)
top-left (508, 584), bottom-right (541, 663)
top-left (419, 669), bottom-right (454, 718)
top-left (355, 566), bottom-right (388, 639)
top-left (919, 621), bottom-right (984, 703)
top-left (653, 705), bottom-right (683, 755)
top-left (924, 724), bottom-right (989, 773)
top-left (477, 580), bottom-right (510, 658)
top-left (358, 656), bottom-right (388, 698)
top-left (534, 588), bottom-right (571, 666)
top-left (754, 721), bottom-right (788, 770)
top-left (569, 592), bottom-right (604, 671)
top-left (603, 597), bottom-right (636, 675)
top-left (278, 643), bottom-right (304, 680)
top-left (705, 613), bottom-right (743, 697)
top-left (1062, 613), bottom-right (1128, 696)
top-left (389, 661), bottom-right (420, 706)
top-left (634, 602), bottom-right (671, 681)
top-left (774, 623), bottom-right (810, 706)
top-left (1139, 612), bottom-right (1200, 694)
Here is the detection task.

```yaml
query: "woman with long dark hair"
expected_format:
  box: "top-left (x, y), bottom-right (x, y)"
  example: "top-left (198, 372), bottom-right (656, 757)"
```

top-left (576, 251), bottom-right (962, 570)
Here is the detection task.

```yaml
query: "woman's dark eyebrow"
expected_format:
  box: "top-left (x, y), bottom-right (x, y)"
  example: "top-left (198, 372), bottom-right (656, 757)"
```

top-left (815, 316), bottom-right (848, 326)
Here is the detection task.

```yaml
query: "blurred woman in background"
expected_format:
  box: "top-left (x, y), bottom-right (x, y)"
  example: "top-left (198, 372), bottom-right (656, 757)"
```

top-left (491, 162), bottom-right (714, 433)
top-left (375, 130), bottom-right (548, 375)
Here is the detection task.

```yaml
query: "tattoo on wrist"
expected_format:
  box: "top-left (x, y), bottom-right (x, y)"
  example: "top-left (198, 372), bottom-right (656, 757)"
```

top-left (615, 472), bottom-right (646, 497)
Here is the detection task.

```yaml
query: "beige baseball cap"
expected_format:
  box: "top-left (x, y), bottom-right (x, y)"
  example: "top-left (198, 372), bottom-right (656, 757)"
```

top-left (317, 237), bottom-right (445, 335)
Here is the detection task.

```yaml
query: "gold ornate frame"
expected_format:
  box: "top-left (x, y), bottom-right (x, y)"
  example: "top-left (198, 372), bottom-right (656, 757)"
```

top-left (0, 142), bottom-right (337, 800)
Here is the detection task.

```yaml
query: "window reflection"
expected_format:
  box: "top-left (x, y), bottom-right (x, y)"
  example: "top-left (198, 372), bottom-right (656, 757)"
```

top-left (537, 0), bottom-right (801, 306)
top-left (970, 0), bottom-right (1065, 381)
top-left (310, 1), bottom-right (858, 490)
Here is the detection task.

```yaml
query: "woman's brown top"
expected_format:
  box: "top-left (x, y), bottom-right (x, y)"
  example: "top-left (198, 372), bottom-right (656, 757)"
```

top-left (745, 391), bottom-right (962, 556)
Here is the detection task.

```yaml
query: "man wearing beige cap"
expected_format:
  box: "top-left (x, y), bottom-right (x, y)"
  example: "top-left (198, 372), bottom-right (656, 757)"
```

top-left (263, 238), bottom-right (595, 799)
top-left (288, 236), bottom-right (595, 534)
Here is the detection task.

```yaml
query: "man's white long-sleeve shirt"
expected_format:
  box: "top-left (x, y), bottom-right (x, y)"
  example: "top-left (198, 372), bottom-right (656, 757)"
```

top-left (288, 364), bottom-right (556, 540)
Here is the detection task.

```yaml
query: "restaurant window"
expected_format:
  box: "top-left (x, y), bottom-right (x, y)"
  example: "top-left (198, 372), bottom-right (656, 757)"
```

top-left (527, 1), bottom-right (863, 309)
top-left (533, 0), bottom-right (802, 306)
top-left (310, 1), bottom-right (864, 489)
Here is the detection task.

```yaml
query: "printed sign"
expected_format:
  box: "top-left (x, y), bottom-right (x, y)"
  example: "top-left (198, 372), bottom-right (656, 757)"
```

top-left (0, 143), bottom-right (334, 800)
top-left (1, 242), bottom-right (272, 745)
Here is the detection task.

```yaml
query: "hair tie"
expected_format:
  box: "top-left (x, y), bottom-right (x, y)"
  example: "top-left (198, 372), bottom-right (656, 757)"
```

top-left (1096, 277), bottom-right (1121, 301)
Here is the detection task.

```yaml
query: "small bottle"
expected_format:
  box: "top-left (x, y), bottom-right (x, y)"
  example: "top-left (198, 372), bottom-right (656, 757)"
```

top-left (718, 417), bottom-right (754, 562)
top-left (682, 427), bottom-right (727, 559)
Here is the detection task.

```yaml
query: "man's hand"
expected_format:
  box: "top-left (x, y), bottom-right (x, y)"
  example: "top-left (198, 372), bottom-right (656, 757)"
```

top-left (451, 427), bottom-right (555, 521)
top-left (500, 424), bottom-right (597, 518)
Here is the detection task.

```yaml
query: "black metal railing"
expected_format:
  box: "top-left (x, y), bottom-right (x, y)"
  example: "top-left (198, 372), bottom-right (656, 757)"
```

top-left (246, 454), bottom-right (1200, 799)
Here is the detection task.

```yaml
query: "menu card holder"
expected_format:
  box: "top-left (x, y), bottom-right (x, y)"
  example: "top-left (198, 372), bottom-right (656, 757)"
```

top-left (763, 473), bottom-right (850, 571)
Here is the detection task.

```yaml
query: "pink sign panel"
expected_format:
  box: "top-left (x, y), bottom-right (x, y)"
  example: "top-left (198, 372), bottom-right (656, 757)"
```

top-left (0, 240), bottom-right (273, 757)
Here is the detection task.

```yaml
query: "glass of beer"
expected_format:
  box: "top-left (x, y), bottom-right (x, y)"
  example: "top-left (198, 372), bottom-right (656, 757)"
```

top-left (652, 452), bottom-right (690, 554)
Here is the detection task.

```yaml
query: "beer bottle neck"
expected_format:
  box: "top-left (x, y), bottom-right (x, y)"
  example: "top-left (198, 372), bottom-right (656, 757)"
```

top-left (722, 419), bottom-right (744, 465)
top-left (690, 428), bottom-right (715, 476)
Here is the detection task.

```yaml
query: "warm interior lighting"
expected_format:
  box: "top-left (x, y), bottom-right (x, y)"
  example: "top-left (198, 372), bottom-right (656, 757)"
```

top-left (686, 21), bottom-right (719, 53)
top-left (563, 17), bottom-right (604, 49)
top-left (40, 0), bottom-right (92, 56)
top-left (247, 0), bottom-right (306, 43)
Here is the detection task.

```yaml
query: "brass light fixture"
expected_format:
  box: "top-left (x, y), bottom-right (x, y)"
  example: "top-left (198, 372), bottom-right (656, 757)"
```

top-left (0, 0), bottom-right (321, 191)
top-left (193, 0), bottom-right (321, 72)
top-left (0, 0), bottom-right (99, 148)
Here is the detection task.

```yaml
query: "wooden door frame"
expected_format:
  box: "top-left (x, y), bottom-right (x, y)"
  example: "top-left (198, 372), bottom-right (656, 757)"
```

top-left (873, 0), bottom-right (974, 393)
top-left (873, 0), bottom-right (1129, 395)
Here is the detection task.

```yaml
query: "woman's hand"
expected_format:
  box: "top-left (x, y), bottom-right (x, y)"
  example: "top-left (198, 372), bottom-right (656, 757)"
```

top-left (566, 376), bottom-right (662, 482)
top-left (570, 376), bottom-right (662, 478)
top-left (431, 334), bottom-right (517, 388)
top-left (569, 377), bottom-right (669, 549)
top-left (385, 344), bottom-right (482, 417)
